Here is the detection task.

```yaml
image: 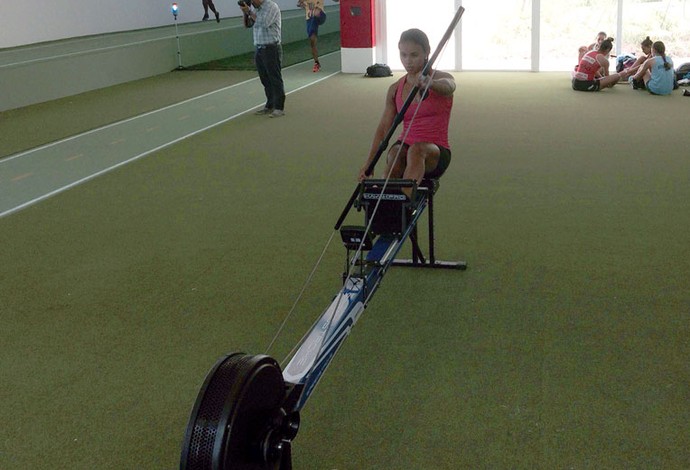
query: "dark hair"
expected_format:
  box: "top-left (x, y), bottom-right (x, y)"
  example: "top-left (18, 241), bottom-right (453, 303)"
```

top-left (641, 36), bottom-right (653, 48)
top-left (599, 37), bottom-right (614, 53)
top-left (399, 29), bottom-right (431, 57)
top-left (653, 41), bottom-right (672, 70)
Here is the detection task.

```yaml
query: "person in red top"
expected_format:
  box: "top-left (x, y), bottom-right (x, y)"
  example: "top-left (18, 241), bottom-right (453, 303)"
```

top-left (572, 38), bottom-right (630, 91)
top-left (359, 29), bottom-right (455, 185)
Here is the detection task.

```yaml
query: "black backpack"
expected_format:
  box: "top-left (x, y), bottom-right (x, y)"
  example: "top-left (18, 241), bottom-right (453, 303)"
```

top-left (365, 63), bottom-right (393, 77)
top-left (676, 62), bottom-right (690, 80)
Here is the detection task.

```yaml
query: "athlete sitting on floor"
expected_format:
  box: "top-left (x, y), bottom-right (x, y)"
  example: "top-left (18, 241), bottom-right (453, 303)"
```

top-left (577, 31), bottom-right (607, 65)
top-left (572, 37), bottom-right (630, 92)
top-left (358, 29), bottom-right (455, 190)
top-left (629, 40), bottom-right (675, 95)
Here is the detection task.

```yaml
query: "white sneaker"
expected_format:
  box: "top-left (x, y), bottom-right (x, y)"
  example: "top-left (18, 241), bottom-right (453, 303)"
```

top-left (269, 110), bottom-right (285, 118)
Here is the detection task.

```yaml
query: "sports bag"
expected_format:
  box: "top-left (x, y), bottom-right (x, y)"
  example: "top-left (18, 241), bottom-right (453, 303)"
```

top-left (675, 62), bottom-right (690, 80)
top-left (365, 63), bottom-right (393, 77)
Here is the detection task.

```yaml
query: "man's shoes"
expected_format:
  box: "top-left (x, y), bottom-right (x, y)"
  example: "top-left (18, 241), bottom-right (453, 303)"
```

top-left (215, 11), bottom-right (220, 22)
top-left (269, 110), bottom-right (285, 118)
top-left (313, 61), bottom-right (321, 72)
top-left (683, 89), bottom-right (690, 97)
top-left (255, 108), bottom-right (273, 115)
top-left (202, 14), bottom-right (209, 21)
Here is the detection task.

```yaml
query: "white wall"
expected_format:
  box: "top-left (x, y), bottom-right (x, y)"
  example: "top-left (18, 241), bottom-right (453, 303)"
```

top-left (1, 0), bottom-right (340, 49)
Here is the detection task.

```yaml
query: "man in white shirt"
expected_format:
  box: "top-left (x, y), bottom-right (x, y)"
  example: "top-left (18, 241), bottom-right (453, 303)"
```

top-left (241, 0), bottom-right (286, 117)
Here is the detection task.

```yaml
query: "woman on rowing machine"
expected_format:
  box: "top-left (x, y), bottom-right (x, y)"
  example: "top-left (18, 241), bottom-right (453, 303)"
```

top-left (358, 28), bottom-right (455, 186)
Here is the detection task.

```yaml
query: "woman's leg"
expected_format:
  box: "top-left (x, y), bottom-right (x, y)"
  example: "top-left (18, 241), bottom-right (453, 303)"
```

top-left (599, 71), bottom-right (629, 88)
top-left (627, 54), bottom-right (647, 74)
top-left (642, 69), bottom-right (652, 86)
top-left (383, 143), bottom-right (407, 178)
top-left (403, 143), bottom-right (440, 183)
top-left (310, 34), bottom-right (318, 62)
top-left (384, 142), bottom-right (441, 181)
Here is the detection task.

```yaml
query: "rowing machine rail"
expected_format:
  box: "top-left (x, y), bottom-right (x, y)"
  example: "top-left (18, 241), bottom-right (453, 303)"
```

top-left (179, 179), bottom-right (465, 470)
top-left (180, 5), bottom-right (466, 467)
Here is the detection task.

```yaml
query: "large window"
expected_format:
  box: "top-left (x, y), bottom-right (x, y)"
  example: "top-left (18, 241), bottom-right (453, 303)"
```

top-left (621, 0), bottom-right (690, 64)
top-left (539, 0), bottom-right (619, 71)
top-left (460, 0), bottom-right (533, 70)
top-left (383, 0), bottom-right (457, 71)
top-left (381, 0), bottom-right (690, 71)
top-left (540, 0), bottom-right (690, 71)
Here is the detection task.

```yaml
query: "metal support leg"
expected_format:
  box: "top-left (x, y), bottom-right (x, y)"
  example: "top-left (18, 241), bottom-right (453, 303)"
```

top-left (392, 180), bottom-right (467, 270)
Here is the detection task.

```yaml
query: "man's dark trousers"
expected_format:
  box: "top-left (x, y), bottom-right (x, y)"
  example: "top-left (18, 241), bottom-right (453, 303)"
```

top-left (255, 44), bottom-right (285, 111)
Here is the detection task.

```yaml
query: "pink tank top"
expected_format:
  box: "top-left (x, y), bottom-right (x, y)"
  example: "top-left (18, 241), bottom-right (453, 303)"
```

top-left (395, 74), bottom-right (453, 149)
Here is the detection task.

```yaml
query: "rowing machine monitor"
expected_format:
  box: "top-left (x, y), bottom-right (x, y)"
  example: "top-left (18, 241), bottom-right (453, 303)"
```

top-left (339, 225), bottom-right (373, 251)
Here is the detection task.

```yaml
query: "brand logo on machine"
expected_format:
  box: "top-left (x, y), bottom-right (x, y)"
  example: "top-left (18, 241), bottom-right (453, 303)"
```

top-left (363, 193), bottom-right (406, 201)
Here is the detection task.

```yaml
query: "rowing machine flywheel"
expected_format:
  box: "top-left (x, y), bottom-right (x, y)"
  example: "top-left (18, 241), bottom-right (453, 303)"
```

top-left (180, 353), bottom-right (295, 470)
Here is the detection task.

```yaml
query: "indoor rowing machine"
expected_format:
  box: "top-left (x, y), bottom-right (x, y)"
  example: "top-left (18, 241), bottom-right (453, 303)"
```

top-left (179, 178), bottom-right (464, 470)
top-left (179, 7), bottom-right (466, 469)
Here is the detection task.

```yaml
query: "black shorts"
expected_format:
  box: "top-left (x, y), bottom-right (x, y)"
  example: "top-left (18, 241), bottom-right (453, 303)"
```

top-left (394, 141), bottom-right (452, 179)
top-left (572, 78), bottom-right (601, 92)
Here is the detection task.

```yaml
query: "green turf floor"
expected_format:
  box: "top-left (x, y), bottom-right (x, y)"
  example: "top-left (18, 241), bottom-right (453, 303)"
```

top-left (186, 31), bottom-right (341, 70)
top-left (1, 71), bottom-right (689, 469)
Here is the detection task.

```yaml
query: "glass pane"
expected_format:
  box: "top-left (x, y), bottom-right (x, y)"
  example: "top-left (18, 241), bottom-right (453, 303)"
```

top-left (384, 0), bottom-right (457, 71)
top-left (540, 0), bottom-right (619, 71)
top-left (460, 0), bottom-right (532, 70)
top-left (621, 0), bottom-right (690, 66)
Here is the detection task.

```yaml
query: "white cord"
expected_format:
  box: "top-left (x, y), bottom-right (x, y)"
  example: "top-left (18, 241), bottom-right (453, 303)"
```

top-left (268, 41), bottom-right (451, 364)
top-left (265, 230), bottom-right (336, 357)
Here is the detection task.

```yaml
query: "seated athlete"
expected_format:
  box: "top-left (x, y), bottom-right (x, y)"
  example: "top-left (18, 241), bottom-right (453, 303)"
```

top-left (630, 40), bottom-right (675, 95)
top-left (572, 37), bottom-right (630, 92)
top-left (624, 36), bottom-right (654, 89)
top-left (577, 31), bottom-right (607, 66)
top-left (358, 29), bottom-right (455, 192)
top-left (625, 36), bottom-right (654, 73)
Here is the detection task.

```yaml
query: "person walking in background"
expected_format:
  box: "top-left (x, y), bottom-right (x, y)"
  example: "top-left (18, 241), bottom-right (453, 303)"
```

top-left (629, 41), bottom-right (675, 95)
top-left (201, 0), bottom-right (220, 22)
top-left (297, 0), bottom-right (327, 72)
top-left (240, 0), bottom-right (286, 117)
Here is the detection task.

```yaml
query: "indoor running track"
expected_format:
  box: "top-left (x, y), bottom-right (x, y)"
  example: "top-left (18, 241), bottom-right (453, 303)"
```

top-left (0, 52), bottom-right (340, 218)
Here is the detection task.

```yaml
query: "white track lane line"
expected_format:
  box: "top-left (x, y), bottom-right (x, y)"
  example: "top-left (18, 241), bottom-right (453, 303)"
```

top-left (0, 67), bottom-right (339, 219)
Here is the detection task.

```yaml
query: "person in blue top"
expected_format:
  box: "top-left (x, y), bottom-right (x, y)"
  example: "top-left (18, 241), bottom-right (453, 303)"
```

top-left (629, 41), bottom-right (675, 95)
